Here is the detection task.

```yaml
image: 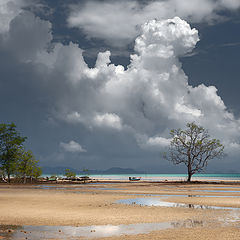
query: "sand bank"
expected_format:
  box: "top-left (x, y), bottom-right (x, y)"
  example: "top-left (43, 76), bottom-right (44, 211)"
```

top-left (0, 182), bottom-right (240, 239)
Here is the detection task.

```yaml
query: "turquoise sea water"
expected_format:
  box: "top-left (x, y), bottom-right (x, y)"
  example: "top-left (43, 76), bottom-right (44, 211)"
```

top-left (88, 174), bottom-right (240, 181)
top-left (42, 173), bottom-right (240, 181)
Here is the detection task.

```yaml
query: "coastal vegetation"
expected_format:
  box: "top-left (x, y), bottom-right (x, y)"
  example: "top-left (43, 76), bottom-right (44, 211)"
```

top-left (15, 149), bottom-right (42, 184)
top-left (0, 123), bottom-right (41, 183)
top-left (164, 122), bottom-right (224, 182)
top-left (64, 168), bottom-right (76, 179)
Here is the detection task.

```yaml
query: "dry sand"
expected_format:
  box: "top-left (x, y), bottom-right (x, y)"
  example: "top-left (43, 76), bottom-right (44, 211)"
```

top-left (0, 182), bottom-right (240, 239)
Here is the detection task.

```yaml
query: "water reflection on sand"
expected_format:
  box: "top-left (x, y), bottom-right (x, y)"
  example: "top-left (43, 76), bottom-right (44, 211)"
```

top-left (117, 197), bottom-right (240, 210)
top-left (0, 220), bottom-right (208, 239)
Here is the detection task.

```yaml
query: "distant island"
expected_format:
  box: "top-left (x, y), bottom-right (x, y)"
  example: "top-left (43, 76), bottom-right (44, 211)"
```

top-left (41, 166), bottom-right (146, 175)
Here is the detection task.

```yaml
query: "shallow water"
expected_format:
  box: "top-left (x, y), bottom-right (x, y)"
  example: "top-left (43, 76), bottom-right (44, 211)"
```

top-left (34, 185), bottom-right (121, 191)
top-left (194, 189), bottom-right (240, 193)
top-left (187, 185), bottom-right (240, 189)
top-left (127, 193), bottom-right (240, 198)
top-left (117, 197), bottom-right (240, 210)
top-left (0, 220), bottom-right (205, 239)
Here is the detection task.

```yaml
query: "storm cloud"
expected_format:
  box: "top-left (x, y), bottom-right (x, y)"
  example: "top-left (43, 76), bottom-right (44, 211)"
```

top-left (0, 0), bottom-right (240, 172)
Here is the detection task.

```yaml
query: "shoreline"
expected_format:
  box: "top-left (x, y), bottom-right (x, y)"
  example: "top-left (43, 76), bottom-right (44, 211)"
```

top-left (2, 179), bottom-right (240, 185)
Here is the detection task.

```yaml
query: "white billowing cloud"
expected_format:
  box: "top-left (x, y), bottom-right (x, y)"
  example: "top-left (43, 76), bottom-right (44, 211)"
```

top-left (44, 17), bottom-right (240, 154)
top-left (147, 136), bottom-right (171, 147)
top-left (60, 140), bottom-right (86, 153)
top-left (67, 0), bottom-right (240, 46)
top-left (93, 113), bottom-right (123, 130)
top-left (137, 134), bottom-right (171, 150)
top-left (175, 100), bottom-right (202, 118)
top-left (68, 1), bottom-right (142, 46)
top-left (66, 111), bottom-right (123, 130)
top-left (33, 16), bottom-right (240, 155)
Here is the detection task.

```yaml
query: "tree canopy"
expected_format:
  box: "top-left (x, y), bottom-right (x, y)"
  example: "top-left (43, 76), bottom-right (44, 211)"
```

top-left (0, 123), bottom-right (41, 183)
top-left (16, 149), bottom-right (42, 183)
top-left (0, 123), bottom-right (26, 182)
top-left (164, 122), bottom-right (224, 182)
top-left (64, 169), bottom-right (76, 179)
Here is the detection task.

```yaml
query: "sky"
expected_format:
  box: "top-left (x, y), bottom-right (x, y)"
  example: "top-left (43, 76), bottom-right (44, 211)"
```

top-left (0, 0), bottom-right (240, 173)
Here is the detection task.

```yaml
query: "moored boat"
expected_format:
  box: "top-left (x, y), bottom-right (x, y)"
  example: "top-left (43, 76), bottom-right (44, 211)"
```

top-left (129, 177), bottom-right (141, 181)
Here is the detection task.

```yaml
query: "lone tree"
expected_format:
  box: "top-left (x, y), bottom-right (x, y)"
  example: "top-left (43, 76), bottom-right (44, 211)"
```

top-left (164, 122), bottom-right (224, 182)
top-left (0, 123), bottom-right (26, 182)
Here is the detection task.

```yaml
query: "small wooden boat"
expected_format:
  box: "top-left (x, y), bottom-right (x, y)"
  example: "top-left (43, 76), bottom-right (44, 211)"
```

top-left (129, 177), bottom-right (141, 181)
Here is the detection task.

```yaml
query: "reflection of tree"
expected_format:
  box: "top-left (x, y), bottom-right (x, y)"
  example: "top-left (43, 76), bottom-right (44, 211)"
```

top-left (0, 225), bottom-right (23, 238)
top-left (174, 202), bottom-right (213, 210)
top-left (171, 219), bottom-right (204, 228)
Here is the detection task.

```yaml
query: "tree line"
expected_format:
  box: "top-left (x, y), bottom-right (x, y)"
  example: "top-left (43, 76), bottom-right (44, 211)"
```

top-left (0, 123), bottom-right (42, 183)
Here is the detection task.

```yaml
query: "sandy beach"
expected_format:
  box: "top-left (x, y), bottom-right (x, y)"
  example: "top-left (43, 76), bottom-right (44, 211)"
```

top-left (0, 182), bottom-right (240, 239)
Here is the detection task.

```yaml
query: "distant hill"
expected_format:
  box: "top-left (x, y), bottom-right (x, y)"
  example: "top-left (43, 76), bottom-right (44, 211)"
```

top-left (41, 166), bottom-right (79, 175)
top-left (98, 167), bottom-right (144, 174)
top-left (41, 166), bottom-right (145, 175)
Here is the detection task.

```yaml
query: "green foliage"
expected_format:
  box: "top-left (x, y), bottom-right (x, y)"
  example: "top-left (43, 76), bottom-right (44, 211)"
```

top-left (0, 123), bottom-right (42, 183)
top-left (32, 166), bottom-right (42, 179)
top-left (49, 175), bottom-right (57, 181)
top-left (64, 168), bottom-right (76, 178)
top-left (16, 149), bottom-right (42, 183)
top-left (165, 122), bottom-right (224, 182)
top-left (0, 123), bottom-right (26, 182)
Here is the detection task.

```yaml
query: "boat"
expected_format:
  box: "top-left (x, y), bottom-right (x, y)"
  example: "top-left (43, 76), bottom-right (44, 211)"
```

top-left (129, 177), bottom-right (141, 181)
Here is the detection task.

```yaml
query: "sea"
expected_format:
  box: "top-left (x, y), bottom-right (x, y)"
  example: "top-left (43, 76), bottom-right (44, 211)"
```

top-left (42, 173), bottom-right (240, 182)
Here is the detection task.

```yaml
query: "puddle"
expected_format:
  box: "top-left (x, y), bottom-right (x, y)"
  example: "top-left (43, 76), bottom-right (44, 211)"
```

top-left (97, 187), bottom-right (121, 190)
top-left (0, 220), bottom-right (205, 239)
top-left (34, 185), bottom-right (121, 191)
top-left (117, 198), bottom-right (240, 210)
top-left (127, 193), bottom-right (240, 198)
top-left (191, 186), bottom-right (240, 188)
top-left (34, 185), bottom-right (81, 190)
top-left (193, 189), bottom-right (240, 193)
top-left (87, 182), bottom-right (123, 185)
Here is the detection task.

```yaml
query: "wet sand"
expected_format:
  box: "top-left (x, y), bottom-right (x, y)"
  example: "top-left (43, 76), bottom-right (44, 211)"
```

top-left (0, 182), bottom-right (240, 239)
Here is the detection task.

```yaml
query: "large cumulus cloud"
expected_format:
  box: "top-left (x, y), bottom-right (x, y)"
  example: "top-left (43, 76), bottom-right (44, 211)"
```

top-left (37, 16), bottom-right (240, 155)
top-left (1, 2), bottom-right (240, 170)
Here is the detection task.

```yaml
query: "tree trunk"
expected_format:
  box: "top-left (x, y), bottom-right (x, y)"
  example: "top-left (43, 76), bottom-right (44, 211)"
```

top-left (23, 174), bottom-right (26, 184)
top-left (187, 173), bottom-right (192, 182)
top-left (187, 161), bottom-right (192, 182)
top-left (187, 151), bottom-right (192, 182)
top-left (7, 173), bottom-right (10, 183)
